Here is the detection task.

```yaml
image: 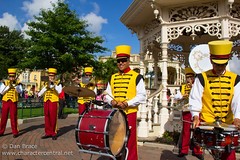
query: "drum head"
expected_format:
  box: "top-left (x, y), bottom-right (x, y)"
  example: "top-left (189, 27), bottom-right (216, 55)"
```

top-left (198, 125), bottom-right (213, 130)
top-left (189, 44), bottom-right (212, 74)
top-left (108, 110), bottom-right (127, 156)
top-left (221, 126), bottom-right (238, 131)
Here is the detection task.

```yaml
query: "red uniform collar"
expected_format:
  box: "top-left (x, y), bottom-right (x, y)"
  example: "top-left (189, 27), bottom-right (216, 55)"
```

top-left (120, 67), bottom-right (131, 73)
top-left (211, 69), bottom-right (226, 75)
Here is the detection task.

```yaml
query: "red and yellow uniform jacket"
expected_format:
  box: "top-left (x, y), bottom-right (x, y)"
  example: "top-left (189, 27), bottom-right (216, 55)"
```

top-left (198, 70), bottom-right (237, 124)
top-left (2, 80), bottom-right (19, 102)
top-left (110, 70), bottom-right (139, 114)
top-left (43, 81), bottom-right (60, 102)
top-left (77, 82), bottom-right (95, 104)
top-left (181, 83), bottom-right (192, 96)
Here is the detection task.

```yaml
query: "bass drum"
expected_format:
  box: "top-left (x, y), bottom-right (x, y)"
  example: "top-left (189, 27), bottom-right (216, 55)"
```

top-left (189, 44), bottom-right (212, 74)
top-left (75, 108), bottom-right (129, 157)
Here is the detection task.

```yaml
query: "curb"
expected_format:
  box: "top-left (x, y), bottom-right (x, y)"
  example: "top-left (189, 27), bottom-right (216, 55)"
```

top-left (6, 113), bottom-right (79, 128)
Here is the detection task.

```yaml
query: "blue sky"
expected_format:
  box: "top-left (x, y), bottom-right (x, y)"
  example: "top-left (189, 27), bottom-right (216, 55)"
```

top-left (0, 0), bottom-right (140, 57)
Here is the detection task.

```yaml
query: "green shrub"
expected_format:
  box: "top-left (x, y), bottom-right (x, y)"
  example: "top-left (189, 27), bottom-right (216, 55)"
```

top-left (156, 131), bottom-right (180, 145)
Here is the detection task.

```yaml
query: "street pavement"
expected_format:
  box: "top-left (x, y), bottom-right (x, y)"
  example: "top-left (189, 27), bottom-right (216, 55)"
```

top-left (0, 114), bottom-right (239, 160)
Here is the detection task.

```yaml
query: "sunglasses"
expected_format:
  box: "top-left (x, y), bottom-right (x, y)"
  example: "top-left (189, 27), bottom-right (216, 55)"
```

top-left (85, 74), bottom-right (92, 77)
top-left (117, 58), bottom-right (128, 63)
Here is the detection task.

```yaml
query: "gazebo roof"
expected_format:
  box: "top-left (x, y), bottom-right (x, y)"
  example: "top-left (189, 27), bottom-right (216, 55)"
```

top-left (121, 0), bottom-right (240, 66)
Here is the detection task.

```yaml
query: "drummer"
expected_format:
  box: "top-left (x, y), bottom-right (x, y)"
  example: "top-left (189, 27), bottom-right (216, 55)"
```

top-left (189, 40), bottom-right (240, 160)
top-left (175, 67), bottom-right (202, 159)
top-left (105, 45), bottom-right (146, 160)
top-left (77, 66), bottom-right (96, 115)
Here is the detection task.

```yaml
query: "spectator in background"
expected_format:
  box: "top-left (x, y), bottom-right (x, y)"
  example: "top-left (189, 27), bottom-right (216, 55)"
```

top-left (58, 89), bottom-right (65, 119)
top-left (95, 80), bottom-right (106, 102)
top-left (167, 89), bottom-right (171, 106)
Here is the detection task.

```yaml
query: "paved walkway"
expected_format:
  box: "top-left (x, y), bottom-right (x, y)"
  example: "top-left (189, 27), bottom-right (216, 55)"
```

top-left (0, 115), bottom-right (239, 160)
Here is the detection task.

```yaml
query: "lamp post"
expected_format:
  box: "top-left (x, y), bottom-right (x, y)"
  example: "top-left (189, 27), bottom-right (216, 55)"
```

top-left (145, 71), bottom-right (155, 89)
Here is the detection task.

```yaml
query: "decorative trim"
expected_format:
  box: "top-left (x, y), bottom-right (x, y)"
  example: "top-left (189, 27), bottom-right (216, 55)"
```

top-left (169, 2), bottom-right (218, 22)
top-left (229, 21), bottom-right (240, 37)
top-left (230, 3), bottom-right (240, 18)
top-left (167, 22), bottom-right (222, 41)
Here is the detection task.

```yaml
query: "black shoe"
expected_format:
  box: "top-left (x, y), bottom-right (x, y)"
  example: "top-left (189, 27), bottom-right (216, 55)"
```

top-left (41, 135), bottom-right (51, 139)
top-left (193, 153), bottom-right (204, 160)
top-left (52, 135), bottom-right (57, 140)
top-left (13, 134), bottom-right (19, 138)
top-left (178, 153), bottom-right (188, 157)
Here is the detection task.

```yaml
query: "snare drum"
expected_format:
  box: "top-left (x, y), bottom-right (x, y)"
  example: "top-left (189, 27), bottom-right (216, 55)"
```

top-left (75, 108), bottom-right (129, 157)
top-left (193, 125), bottom-right (239, 150)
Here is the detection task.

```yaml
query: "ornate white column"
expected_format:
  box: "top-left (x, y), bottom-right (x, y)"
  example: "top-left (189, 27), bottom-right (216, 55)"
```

top-left (137, 102), bottom-right (149, 137)
top-left (137, 45), bottom-right (149, 138)
top-left (158, 23), bottom-right (169, 137)
top-left (160, 45), bottom-right (168, 106)
top-left (176, 65), bottom-right (180, 85)
top-left (139, 53), bottom-right (145, 76)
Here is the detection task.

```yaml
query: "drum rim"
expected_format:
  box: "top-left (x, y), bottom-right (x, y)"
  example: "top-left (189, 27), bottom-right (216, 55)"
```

top-left (75, 108), bottom-right (129, 157)
top-left (75, 110), bottom-right (86, 150)
top-left (107, 109), bottom-right (129, 156)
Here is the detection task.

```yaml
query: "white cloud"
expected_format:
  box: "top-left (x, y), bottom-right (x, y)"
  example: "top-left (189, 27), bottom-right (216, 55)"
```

top-left (91, 2), bottom-right (100, 14)
top-left (229, 55), bottom-right (240, 75)
top-left (0, 13), bottom-right (21, 30)
top-left (21, 22), bottom-right (31, 39)
top-left (21, 0), bottom-right (108, 35)
top-left (22, 0), bottom-right (60, 18)
top-left (81, 12), bottom-right (107, 35)
top-left (80, 2), bottom-right (107, 35)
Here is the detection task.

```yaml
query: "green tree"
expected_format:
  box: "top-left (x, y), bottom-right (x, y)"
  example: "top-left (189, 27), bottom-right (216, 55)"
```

top-left (0, 26), bottom-right (28, 79)
top-left (22, 0), bottom-right (107, 74)
top-left (93, 58), bottom-right (118, 83)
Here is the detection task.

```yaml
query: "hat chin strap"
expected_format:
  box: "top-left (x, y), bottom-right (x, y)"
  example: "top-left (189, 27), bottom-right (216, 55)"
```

top-left (212, 68), bottom-right (226, 76)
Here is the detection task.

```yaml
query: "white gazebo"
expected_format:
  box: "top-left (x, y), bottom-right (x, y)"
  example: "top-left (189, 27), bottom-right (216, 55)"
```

top-left (121, 0), bottom-right (240, 137)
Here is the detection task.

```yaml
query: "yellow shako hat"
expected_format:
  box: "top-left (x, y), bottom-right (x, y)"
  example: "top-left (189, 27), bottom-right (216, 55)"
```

top-left (48, 68), bottom-right (57, 76)
top-left (84, 67), bottom-right (93, 73)
top-left (8, 68), bottom-right (17, 76)
top-left (115, 45), bottom-right (131, 58)
top-left (185, 67), bottom-right (195, 77)
top-left (208, 40), bottom-right (233, 64)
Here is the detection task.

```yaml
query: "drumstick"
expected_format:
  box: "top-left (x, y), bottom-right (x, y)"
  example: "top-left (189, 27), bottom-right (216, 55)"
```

top-left (102, 91), bottom-right (128, 102)
top-left (102, 91), bottom-right (116, 101)
top-left (102, 91), bottom-right (128, 109)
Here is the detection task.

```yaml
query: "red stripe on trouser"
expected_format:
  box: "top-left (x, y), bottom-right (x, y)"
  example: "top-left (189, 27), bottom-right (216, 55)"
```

top-left (180, 112), bottom-right (192, 154)
top-left (44, 101), bottom-right (58, 136)
top-left (0, 100), bottom-right (18, 135)
top-left (78, 103), bottom-right (86, 115)
top-left (221, 150), bottom-right (236, 160)
top-left (126, 112), bottom-right (138, 160)
top-left (78, 103), bottom-right (94, 115)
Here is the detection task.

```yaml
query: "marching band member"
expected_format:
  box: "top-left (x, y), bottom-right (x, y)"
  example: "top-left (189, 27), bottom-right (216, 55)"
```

top-left (105, 45), bottom-right (146, 160)
top-left (77, 67), bottom-right (96, 115)
top-left (175, 67), bottom-right (202, 159)
top-left (0, 68), bottom-right (22, 138)
top-left (190, 40), bottom-right (240, 160)
top-left (38, 68), bottom-right (62, 140)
